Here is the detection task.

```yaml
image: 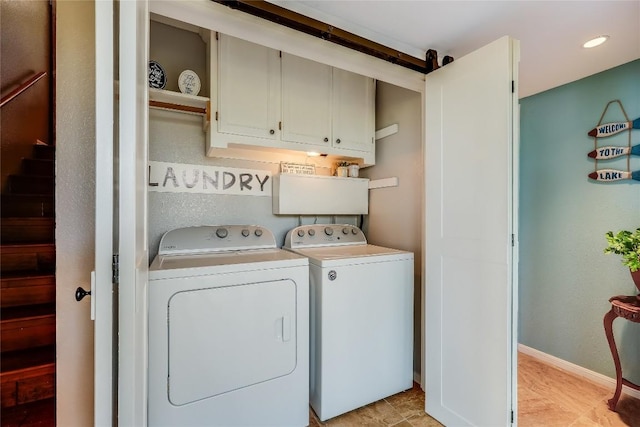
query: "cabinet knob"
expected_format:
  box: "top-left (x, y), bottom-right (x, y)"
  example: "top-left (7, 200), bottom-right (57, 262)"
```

top-left (323, 137), bottom-right (329, 142)
top-left (336, 138), bottom-right (341, 144)
top-left (270, 129), bottom-right (275, 135)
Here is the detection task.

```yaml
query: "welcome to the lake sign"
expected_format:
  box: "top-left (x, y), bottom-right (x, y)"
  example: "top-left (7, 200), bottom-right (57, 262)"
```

top-left (148, 161), bottom-right (272, 196)
top-left (587, 100), bottom-right (638, 184)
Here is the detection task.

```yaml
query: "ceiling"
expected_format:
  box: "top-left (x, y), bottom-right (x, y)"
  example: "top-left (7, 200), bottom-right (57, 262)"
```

top-left (268, 1), bottom-right (640, 98)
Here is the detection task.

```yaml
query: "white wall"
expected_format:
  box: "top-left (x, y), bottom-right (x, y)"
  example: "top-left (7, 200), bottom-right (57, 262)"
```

top-left (146, 24), bottom-right (361, 259)
top-left (55, 1), bottom-right (95, 425)
top-left (147, 109), bottom-right (360, 260)
top-left (362, 82), bottom-right (423, 377)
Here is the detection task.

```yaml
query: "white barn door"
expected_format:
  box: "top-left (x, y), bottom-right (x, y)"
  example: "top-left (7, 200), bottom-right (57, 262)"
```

top-left (94, 0), bottom-right (115, 424)
top-left (118, 1), bottom-right (150, 426)
top-left (424, 36), bottom-right (519, 426)
top-left (94, 2), bottom-right (149, 424)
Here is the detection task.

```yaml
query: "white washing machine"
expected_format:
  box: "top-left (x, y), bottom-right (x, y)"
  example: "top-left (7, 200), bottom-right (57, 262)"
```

top-left (148, 225), bottom-right (309, 427)
top-left (283, 224), bottom-right (414, 421)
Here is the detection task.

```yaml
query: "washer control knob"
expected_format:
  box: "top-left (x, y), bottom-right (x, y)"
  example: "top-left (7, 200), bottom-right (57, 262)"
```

top-left (241, 229), bottom-right (250, 237)
top-left (216, 228), bottom-right (228, 239)
top-left (351, 228), bottom-right (358, 235)
top-left (324, 227), bottom-right (333, 236)
top-left (297, 229), bottom-right (305, 237)
top-left (342, 227), bottom-right (350, 235)
top-left (254, 229), bottom-right (263, 237)
top-left (308, 229), bottom-right (315, 236)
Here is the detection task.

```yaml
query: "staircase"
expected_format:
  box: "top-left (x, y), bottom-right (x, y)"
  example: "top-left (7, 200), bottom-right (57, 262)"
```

top-left (1, 143), bottom-right (56, 425)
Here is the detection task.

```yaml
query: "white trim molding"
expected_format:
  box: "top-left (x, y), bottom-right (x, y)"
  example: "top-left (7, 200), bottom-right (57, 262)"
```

top-left (518, 344), bottom-right (640, 400)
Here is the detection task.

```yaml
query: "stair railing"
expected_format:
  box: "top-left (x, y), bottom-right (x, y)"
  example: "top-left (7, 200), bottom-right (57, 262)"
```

top-left (0, 71), bottom-right (47, 108)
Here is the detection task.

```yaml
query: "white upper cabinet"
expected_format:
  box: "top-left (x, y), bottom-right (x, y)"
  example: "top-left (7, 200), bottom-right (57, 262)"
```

top-left (144, 18), bottom-right (377, 166)
top-left (209, 33), bottom-right (375, 165)
top-left (217, 34), bottom-right (281, 140)
top-left (281, 53), bottom-right (332, 147)
top-left (281, 55), bottom-right (375, 154)
top-left (332, 68), bottom-right (375, 153)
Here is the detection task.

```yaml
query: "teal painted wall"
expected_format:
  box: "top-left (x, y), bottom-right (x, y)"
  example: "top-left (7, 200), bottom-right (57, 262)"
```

top-left (519, 59), bottom-right (640, 384)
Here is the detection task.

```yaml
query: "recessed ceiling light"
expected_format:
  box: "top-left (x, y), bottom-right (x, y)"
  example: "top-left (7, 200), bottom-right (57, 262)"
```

top-left (583, 35), bottom-right (609, 48)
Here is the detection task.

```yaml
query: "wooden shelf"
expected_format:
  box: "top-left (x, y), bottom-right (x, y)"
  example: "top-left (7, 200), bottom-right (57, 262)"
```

top-left (149, 87), bottom-right (208, 111)
top-left (148, 88), bottom-right (210, 130)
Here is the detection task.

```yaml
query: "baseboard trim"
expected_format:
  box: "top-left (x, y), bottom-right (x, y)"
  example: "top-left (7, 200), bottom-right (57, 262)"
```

top-left (413, 371), bottom-right (421, 386)
top-left (518, 344), bottom-right (640, 400)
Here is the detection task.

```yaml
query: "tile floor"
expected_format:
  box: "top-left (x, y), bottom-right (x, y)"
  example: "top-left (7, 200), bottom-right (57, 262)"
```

top-left (308, 382), bottom-right (440, 427)
top-left (309, 352), bottom-right (640, 426)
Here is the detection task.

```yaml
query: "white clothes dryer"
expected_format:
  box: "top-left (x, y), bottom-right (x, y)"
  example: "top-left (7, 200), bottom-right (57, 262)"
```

top-left (283, 224), bottom-right (414, 422)
top-left (148, 225), bottom-right (309, 427)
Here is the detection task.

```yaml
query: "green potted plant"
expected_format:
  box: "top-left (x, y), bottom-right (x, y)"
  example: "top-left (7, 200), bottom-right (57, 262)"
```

top-left (604, 228), bottom-right (640, 293)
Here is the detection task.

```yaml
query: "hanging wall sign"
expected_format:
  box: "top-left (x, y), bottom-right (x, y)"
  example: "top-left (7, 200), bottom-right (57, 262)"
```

top-left (587, 144), bottom-right (640, 160)
top-left (148, 161), bottom-right (271, 196)
top-left (588, 169), bottom-right (640, 182)
top-left (280, 162), bottom-right (316, 175)
top-left (587, 117), bottom-right (640, 137)
top-left (587, 100), bottom-right (638, 184)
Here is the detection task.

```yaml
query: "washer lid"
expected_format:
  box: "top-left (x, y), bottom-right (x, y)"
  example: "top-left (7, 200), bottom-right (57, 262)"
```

top-left (289, 244), bottom-right (413, 267)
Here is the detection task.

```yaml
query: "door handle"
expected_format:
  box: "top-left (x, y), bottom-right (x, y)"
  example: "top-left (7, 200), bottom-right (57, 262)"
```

top-left (75, 287), bottom-right (91, 301)
top-left (75, 271), bottom-right (96, 320)
top-left (282, 315), bottom-right (291, 342)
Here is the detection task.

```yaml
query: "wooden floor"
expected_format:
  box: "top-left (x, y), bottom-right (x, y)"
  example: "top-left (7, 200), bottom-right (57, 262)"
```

top-left (1, 352), bottom-right (638, 426)
top-left (310, 352), bottom-right (640, 426)
top-left (518, 352), bottom-right (640, 427)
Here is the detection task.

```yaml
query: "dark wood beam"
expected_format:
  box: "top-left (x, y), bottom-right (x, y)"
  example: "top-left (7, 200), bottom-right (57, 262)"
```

top-left (212, 0), bottom-right (434, 74)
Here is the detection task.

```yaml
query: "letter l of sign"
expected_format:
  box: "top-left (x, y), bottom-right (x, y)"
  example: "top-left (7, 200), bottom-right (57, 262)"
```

top-left (149, 165), bottom-right (158, 186)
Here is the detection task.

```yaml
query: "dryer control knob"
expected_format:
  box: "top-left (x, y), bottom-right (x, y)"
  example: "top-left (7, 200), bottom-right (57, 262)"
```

top-left (297, 229), bottom-right (305, 237)
top-left (324, 227), bottom-right (333, 236)
top-left (254, 229), bottom-right (263, 237)
top-left (308, 229), bottom-right (315, 236)
top-left (216, 228), bottom-right (228, 238)
top-left (342, 227), bottom-right (350, 235)
top-left (241, 229), bottom-right (250, 237)
top-left (351, 228), bottom-right (358, 235)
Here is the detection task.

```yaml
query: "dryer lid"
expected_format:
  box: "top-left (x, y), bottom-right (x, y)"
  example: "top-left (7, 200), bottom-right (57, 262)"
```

top-left (158, 225), bottom-right (276, 255)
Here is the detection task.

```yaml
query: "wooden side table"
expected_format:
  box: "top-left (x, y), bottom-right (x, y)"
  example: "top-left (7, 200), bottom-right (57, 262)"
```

top-left (603, 295), bottom-right (640, 411)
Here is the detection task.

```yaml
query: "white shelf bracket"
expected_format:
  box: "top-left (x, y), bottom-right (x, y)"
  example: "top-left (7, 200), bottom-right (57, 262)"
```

top-left (375, 124), bottom-right (399, 140)
top-left (368, 177), bottom-right (399, 189)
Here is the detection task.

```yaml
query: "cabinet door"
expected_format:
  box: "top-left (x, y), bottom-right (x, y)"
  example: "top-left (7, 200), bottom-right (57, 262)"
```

top-left (332, 68), bottom-right (375, 153)
top-left (218, 34), bottom-right (280, 139)
top-left (282, 53), bottom-right (332, 147)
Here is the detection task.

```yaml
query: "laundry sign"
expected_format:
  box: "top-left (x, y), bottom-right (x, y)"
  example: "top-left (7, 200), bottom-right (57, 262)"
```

top-left (148, 161), bottom-right (271, 196)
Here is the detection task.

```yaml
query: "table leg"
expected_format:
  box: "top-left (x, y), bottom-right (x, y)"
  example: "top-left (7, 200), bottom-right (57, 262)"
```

top-left (603, 308), bottom-right (622, 411)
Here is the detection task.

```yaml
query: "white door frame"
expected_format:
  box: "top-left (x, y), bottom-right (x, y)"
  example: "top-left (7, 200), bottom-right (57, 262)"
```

top-left (120, 3), bottom-right (519, 425)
